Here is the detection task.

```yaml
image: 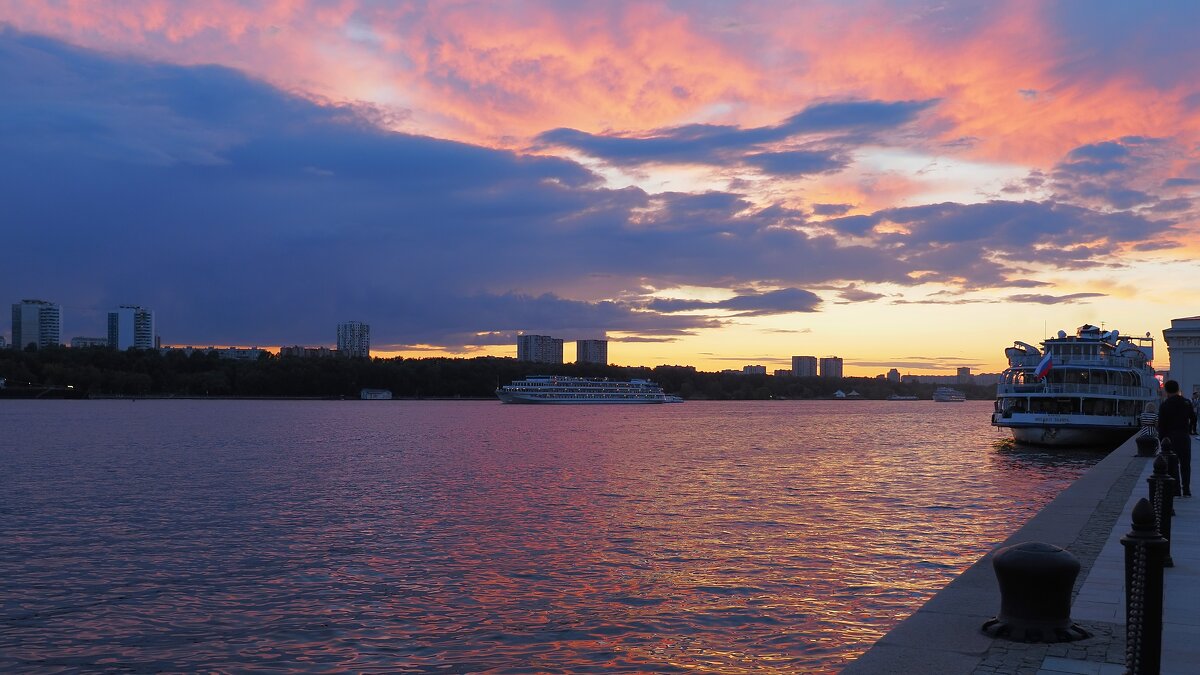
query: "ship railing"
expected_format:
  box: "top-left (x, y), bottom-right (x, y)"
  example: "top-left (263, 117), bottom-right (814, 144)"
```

top-left (1005, 354), bottom-right (1144, 368)
top-left (997, 383), bottom-right (1156, 397)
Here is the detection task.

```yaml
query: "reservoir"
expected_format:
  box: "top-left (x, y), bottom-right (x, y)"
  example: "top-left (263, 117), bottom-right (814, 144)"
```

top-left (1, 400), bottom-right (1102, 673)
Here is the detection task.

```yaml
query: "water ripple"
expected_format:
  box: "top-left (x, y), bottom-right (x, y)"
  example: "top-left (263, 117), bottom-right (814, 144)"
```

top-left (0, 400), bottom-right (1099, 673)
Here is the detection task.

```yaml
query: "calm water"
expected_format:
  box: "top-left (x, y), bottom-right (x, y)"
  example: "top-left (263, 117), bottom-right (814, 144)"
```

top-left (0, 400), bottom-right (1102, 673)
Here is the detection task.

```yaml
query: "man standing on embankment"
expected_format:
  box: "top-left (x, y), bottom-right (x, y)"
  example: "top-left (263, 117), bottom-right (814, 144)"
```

top-left (1159, 379), bottom-right (1197, 497)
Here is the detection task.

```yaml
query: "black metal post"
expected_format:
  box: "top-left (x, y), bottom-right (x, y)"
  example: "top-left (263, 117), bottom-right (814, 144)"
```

top-left (1159, 439), bottom-right (1181, 497)
top-left (1147, 455), bottom-right (1176, 567)
top-left (1122, 498), bottom-right (1168, 675)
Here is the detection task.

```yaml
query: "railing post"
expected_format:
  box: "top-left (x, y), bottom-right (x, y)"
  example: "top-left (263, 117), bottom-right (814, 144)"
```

top-left (1146, 455), bottom-right (1176, 567)
top-left (1122, 498), bottom-right (1167, 675)
top-left (1159, 440), bottom-right (1181, 497)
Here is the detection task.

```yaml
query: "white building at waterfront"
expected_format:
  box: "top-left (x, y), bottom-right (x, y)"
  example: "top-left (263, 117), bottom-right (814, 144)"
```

top-left (792, 355), bottom-right (818, 377)
top-left (11, 299), bottom-right (61, 350)
top-left (1164, 316), bottom-right (1200, 398)
top-left (108, 305), bottom-right (156, 350)
top-left (576, 339), bottom-right (608, 365)
top-left (517, 334), bottom-right (563, 364)
top-left (71, 336), bottom-right (109, 348)
top-left (337, 321), bottom-right (371, 358)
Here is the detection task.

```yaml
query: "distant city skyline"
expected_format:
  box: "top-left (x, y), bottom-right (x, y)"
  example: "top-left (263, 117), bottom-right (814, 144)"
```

top-left (3, 4), bottom-right (1198, 374)
top-left (0, 296), bottom-right (1176, 375)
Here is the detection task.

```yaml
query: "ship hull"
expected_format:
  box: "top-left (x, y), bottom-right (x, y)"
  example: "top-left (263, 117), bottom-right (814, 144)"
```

top-left (496, 391), bottom-right (666, 404)
top-left (992, 413), bottom-right (1140, 448)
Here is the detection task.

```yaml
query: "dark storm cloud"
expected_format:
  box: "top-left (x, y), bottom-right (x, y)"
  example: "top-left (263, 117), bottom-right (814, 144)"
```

top-left (535, 99), bottom-right (936, 173)
top-left (837, 286), bottom-right (886, 302)
top-left (811, 203), bottom-right (854, 216)
top-left (1005, 293), bottom-right (1107, 304)
top-left (645, 288), bottom-right (822, 316)
top-left (741, 150), bottom-right (848, 176)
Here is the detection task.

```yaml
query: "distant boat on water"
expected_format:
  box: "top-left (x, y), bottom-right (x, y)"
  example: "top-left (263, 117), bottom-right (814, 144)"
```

top-left (887, 394), bottom-right (919, 401)
top-left (932, 387), bottom-right (966, 402)
top-left (496, 376), bottom-right (677, 404)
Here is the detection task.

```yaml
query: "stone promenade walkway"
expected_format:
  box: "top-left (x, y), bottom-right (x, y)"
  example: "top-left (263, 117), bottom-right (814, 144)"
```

top-left (1028, 450), bottom-right (1200, 675)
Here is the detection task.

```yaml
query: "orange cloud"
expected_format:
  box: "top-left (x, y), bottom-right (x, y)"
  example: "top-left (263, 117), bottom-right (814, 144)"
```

top-left (4, 0), bottom-right (1199, 189)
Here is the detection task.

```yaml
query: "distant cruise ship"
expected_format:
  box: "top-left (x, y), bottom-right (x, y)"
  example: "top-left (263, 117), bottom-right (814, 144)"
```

top-left (932, 387), bottom-right (967, 402)
top-left (496, 376), bottom-right (676, 404)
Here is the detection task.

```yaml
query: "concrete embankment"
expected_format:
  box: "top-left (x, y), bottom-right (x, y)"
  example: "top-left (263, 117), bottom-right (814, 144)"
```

top-left (844, 434), bottom-right (1150, 674)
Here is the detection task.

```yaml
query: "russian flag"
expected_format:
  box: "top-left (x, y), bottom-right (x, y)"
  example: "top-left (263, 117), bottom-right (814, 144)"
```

top-left (1034, 353), bottom-right (1053, 379)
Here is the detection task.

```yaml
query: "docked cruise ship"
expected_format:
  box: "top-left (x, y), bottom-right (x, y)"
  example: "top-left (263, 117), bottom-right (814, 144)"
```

top-left (496, 376), bottom-right (676, 404)
top-left (991, 324), bottom-right (1158, 447)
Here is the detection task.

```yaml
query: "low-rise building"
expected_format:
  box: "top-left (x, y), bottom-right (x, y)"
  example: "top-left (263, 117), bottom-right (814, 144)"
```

top-left (70, 337), bottom-right (109, 348)
top-left (279, 345), bottom-right (336, 358)
top-left (160, 346), bottom-right (267, 360)
top-left (742, 365), bottom-right (767, 375)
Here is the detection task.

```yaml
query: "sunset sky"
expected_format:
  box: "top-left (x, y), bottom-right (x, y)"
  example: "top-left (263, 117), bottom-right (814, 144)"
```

top-left (3, 1), bottom-right (1198, 374)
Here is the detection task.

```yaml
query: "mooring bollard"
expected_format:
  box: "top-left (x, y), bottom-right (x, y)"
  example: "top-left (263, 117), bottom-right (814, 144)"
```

top-left (1159, 440), bottom-right (1181, 497)
top-left (981, 542), bottom-right (1089, 642)
top-left (1135, 434), bottom-right (1158, 457)
top-left (1122, 498), bottom-right (1168, 675)
top-left (1147, 454), bottom-right (1176, 568)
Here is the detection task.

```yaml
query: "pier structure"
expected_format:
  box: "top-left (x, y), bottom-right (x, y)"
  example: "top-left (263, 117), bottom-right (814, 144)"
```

top-left (844, 434), bottom-right (1200, 674)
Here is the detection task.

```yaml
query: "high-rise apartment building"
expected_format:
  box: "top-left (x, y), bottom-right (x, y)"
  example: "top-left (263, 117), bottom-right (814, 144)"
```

top-left (576, 339), bottom-right (608, 365)
top-left (956, 367), bottom-right (972, 384)
top-left (337, 321), bottom-right (371, 358)
top-left (108, 305), bottom-right (156, 350)
top-left (887, 368), bottom-right (901, 383)
top-left (792, 355), bottom-right (818, 377)
top-left (819, 356), bottom-right (844, 378)
top-left (517, 334), bottom-right (563, 364)
top-left (11, 299), bottom-right (61, 350)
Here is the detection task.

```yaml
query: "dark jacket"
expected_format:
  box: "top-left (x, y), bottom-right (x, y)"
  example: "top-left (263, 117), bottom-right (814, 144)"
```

top-left (1158, 395), bottom-right (1197, 438)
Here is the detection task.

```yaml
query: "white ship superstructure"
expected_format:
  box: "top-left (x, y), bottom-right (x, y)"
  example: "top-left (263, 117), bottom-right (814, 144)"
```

top-left (991, 324), bottom-right (1158, 447)
top-left (496, 376), bottom-right (673, 404)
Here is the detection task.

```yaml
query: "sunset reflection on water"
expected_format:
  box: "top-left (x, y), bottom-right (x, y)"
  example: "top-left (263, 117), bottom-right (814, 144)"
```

top-left (0, 400), bottom-right (1100, 672)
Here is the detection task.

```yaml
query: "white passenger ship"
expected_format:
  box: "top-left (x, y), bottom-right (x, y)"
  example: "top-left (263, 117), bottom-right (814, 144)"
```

top-left (496, 376), bottom-right (675, 404)
top-left (932, 387), bottom-right (966, 402)
top-left (991, 324), bottom-right (1158, 447)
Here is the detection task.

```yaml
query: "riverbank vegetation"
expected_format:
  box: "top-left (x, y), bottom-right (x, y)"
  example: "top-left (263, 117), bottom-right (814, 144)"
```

top-left (0, 347), bottom-right (995, 400)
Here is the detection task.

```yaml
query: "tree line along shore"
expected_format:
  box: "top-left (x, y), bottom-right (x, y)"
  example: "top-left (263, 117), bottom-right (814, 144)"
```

top-left (0, 348), bottom-right (995, 401)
